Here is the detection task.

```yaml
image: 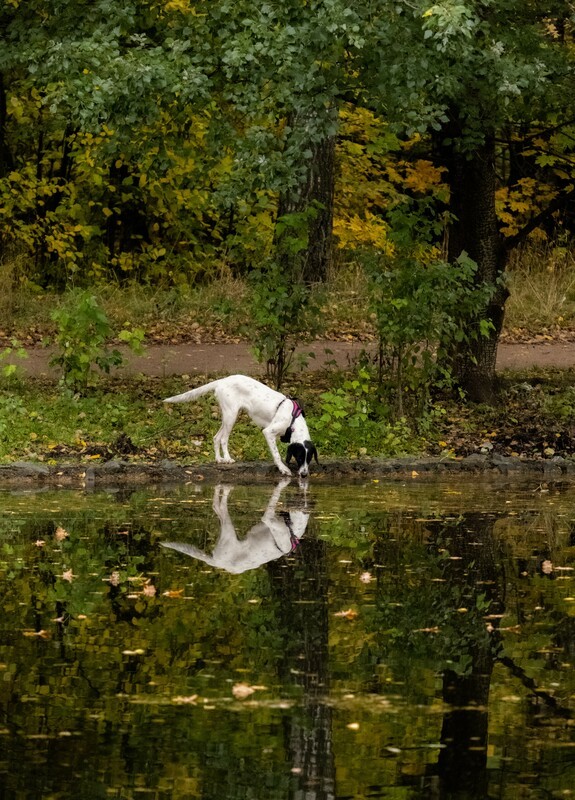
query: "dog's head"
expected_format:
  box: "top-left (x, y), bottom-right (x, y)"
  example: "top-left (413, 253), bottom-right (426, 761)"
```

top-left (286, 439), bottom-right (319, 478)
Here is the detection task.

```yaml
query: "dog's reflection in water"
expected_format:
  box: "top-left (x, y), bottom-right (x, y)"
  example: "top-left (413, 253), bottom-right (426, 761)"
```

top-left (161, 479), bottom-right (309, 574)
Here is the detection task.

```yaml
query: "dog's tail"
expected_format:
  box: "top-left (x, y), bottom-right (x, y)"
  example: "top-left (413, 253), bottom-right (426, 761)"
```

top-left (163, 379), bottom-right (220, 404)
top-left (161, 541), bottom-right (216, 567)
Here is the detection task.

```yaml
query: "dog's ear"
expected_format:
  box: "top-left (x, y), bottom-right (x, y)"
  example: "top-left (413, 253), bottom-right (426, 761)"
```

top-left (306, 440), bottom-right (319, 464)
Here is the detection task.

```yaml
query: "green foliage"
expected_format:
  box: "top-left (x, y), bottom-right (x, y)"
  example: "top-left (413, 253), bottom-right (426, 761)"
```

top-left (248, 261), bottom-right (316, 389)
top-left (248, 209), bottom-right (323, 389)
top-left (0, 338), bottom-right (27, 381)
top-left (364, 243), bottom-right (495, 415)
top-left (49, 290), bottom-right (145, 393)
top-left (314, 368), bottom-right (416, 457)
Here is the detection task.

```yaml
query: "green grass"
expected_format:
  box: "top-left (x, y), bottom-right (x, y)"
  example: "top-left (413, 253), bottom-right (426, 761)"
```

top-left (2, 366), bottom-right (575, 466)
top-left (1, 244), bottom-right (575, 467)
top-left (504, 243), bottom-right (575, 333)
top-left (0, 372), bottom-right (426, 465)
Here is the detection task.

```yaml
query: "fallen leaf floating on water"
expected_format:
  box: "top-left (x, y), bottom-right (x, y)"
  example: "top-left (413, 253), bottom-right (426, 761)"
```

top-left (232, 683), bottom-right (257, 700)
top-left (23, 630), bottom-right (50, 639)
top-left (61, 569), bottom-right (74, 583)
top-left (34, 540), bottom-right (45, 547)
top-left (162, 588), bottom-right (184, 598)
top-left (54, 526), bottom-right (69, 542)
top-left (172, 695), bottom-right (198, 705)
top-left (334, 609), bottom-right (358, 620)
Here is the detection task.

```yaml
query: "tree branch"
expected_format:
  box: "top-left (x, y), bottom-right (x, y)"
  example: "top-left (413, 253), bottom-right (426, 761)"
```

top-left (503, 188), bottom-right (575, 252)
top-left (497, 655), bottom-right (572, 719)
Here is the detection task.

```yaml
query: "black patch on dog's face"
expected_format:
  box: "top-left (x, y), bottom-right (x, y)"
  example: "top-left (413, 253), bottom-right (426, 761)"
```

top-left (286, 443), bottom-right (305, 469)
top-left (286, 440), bottom-right (319, 474)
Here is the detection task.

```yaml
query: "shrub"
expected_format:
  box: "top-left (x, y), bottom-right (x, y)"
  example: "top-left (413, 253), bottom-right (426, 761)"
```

top-left (50, 290), bottom-right (145, 393)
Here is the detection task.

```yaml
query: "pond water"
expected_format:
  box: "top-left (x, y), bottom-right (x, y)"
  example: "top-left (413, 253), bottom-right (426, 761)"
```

top-left (0, 477), bottom-right (574, 799)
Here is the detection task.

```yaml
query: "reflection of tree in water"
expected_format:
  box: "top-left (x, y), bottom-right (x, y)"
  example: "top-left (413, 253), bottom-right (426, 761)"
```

top-left (414, 512), bottom-right (573, 798)
top-left (268, 522), bottom-right (336, 800)
top-left (423, 513), bottom-right (506, 799)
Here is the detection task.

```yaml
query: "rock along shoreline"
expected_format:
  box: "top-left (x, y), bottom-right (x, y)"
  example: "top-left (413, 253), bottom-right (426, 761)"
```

top-left (1, 453), bottom-right (575, 489)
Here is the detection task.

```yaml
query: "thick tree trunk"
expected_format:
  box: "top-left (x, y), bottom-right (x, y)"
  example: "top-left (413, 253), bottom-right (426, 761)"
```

top-left (444, 134), bottom-right (509, 403)
top-left (276, 113), bottom-right (336, 284)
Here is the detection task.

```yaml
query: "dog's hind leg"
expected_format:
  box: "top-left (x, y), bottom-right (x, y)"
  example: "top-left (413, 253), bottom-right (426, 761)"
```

top-left (213, 410), bottom-right (239, 463)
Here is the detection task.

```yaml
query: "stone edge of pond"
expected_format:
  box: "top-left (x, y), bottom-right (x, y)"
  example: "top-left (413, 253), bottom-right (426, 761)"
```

top-left (1, 453), bottom-right (575, 488)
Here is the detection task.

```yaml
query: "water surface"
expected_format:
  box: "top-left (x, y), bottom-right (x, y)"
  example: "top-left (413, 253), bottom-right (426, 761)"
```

top-left (0, 477), bottom-right (574, 799)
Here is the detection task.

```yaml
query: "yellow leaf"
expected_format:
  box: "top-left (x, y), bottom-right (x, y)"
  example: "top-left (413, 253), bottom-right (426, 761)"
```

top-left (334, 608), bottom-right (358, 620)
top-left (232, 683), bottom-right (256, 700)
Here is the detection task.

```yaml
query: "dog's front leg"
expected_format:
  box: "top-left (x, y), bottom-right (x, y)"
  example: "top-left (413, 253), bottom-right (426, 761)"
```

top-left (262, 427), bottom-right (292, 476)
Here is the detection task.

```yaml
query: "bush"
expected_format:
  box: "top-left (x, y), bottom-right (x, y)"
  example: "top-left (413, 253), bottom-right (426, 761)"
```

top-left (50, 290), bottom-right (145, 393)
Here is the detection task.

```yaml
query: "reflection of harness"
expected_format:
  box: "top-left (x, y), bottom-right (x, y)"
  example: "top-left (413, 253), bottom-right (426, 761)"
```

top-left (278, 397), bottom-right (304, 443)
top-left (278, 511), bottom-right (300, 552)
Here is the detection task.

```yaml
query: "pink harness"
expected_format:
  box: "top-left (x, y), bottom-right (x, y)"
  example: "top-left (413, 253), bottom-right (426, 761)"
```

top-left (279, 397), bottom-right (304, 443)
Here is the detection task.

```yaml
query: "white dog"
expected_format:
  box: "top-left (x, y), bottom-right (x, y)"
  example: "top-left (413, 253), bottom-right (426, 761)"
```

top-left (163, 374), bottom-right (318, 477)
top-left (162, 480), bottom-right (309, 573)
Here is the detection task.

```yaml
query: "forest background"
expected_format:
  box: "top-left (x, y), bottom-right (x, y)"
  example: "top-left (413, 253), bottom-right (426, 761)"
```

top-left (1, 0), bottom-right (575, 466)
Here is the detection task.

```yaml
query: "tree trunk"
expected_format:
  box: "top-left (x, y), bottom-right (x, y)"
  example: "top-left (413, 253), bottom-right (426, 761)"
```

top-left (276, 112), bottom-right (336, 284)
top-left (0, 73), bottom-right (13, 179)
top-left (0, 72), bottom-right (14, 260)
top-left (443, 133), bottom-right (509, 403)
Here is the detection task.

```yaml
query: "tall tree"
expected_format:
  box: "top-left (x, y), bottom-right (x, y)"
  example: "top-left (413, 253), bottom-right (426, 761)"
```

top-left (359, 0), bottom-right (575, 401)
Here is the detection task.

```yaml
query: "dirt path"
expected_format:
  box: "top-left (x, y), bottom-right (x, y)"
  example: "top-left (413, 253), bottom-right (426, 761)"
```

top-left (9, 338), bottom-right (575, 379)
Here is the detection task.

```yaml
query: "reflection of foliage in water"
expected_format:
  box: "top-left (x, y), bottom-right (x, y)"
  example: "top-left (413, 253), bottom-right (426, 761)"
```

top-left (0, 482), bottom-right (574, 798)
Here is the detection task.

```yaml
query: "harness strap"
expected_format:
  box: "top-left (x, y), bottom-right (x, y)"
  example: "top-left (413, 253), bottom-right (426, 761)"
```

top-left (289, 399), bottom-right (303, 425)
top-left (277, 511), bottom-right (301, 553)
top-left (279, 397), bottom-right (304, 443)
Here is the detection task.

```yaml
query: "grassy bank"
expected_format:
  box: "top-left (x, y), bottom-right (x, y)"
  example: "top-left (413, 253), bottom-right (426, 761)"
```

top-left (1, 367), bottom-right (575, 467)
top-left (1, 243), bottom-right (575, 468)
